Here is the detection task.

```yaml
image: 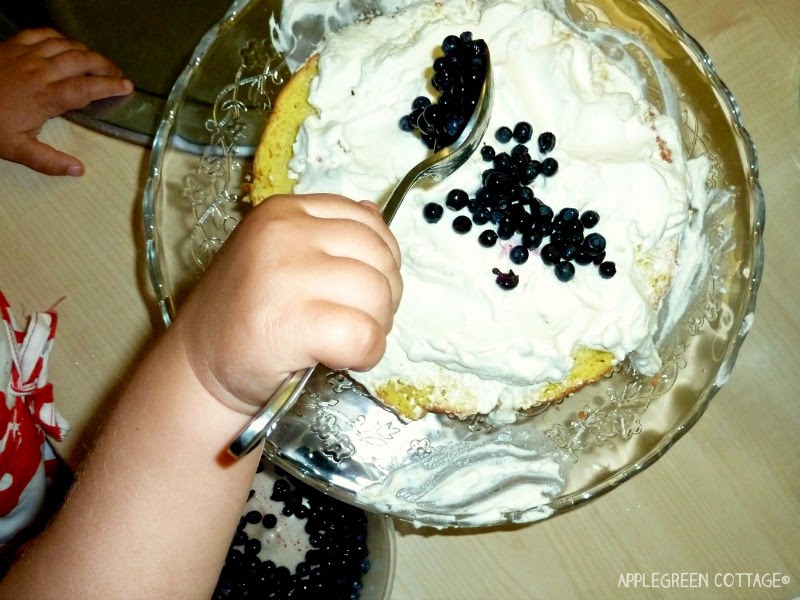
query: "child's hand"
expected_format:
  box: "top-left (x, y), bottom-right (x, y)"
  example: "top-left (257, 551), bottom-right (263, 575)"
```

top-left (174, 194), bottom-right (403, 416)
top-left (0, 28), bottom-right (133, 176)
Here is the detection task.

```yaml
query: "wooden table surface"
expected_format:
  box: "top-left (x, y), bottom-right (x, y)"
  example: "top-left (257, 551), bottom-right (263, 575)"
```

top-left (1, 0), bottom-right (798, 598)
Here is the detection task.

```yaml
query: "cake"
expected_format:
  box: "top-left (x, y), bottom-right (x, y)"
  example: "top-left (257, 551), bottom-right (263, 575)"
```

top-left (251, 0), bottom-right (710, 423)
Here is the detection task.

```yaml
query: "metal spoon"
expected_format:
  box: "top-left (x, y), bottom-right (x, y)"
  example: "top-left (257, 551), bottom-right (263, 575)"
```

top-left (228, 50), bottom-right (494, 458)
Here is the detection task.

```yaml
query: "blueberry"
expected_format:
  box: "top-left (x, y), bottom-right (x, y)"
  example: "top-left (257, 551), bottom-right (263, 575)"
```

top-left (592, 250), bottom-right (607, 265)
top-left (398, 114), bottom-right (412, 132)
top-left (554, 261), bottom-right (575, 282)
top-left (561, 226), bottom-right (583, 246)
top-left (598, 261), bottom-right (617, 278)
top-left (478, 229), bottom-right (498, 247)
top-left (232, 530), bottom-right (247, 546)
top-left (517, 186), bottom-right (535, 204)
top-left (226, 548), bottom-right (243, 567)
top-left (538, 131), bottom-right (556, 154)
top-left (476, 187), bottom-right (491, 204)
top-left (536, 203), bottom-right (554, 221)
top-left (480, 145), bottom-right (496, 161)
top-left (360, 559), bottom-right (371, 574)
top-left (438, 92), bottom-right (455, 110)
top-left (495, 126), bottom-right (513, 144)
top-left (453, 215), bottom-right (472, 233)
top-left (245, 538), bottom-right (262, 555)
top-left (485, 171), bottom-right (511, 194)
top-left (423, 202), bottom-right (444, 223)
top-left (497, 222), bottom-right (515, 240)
top-left (584, 232), bottom-right (606, 255)
top-left (511, 144), bottom-right (530, 158)
top-left (540, 243), bottom-right (561, 266)
top-left (412, 96), bottom-right (431, 109)
top-left (431, 71), bottom-right (454, 93)
top-left (493, 152), bottom-right (513, 173)
top-left (580, 210), bottom-right (599, 228)
top-left (511, 208), bottom-right (533, 233)
top-left (519, 162), bottom-right (539, 184)
top-left (575, 250), bottom-right (593, 265)
top-left (460, 31), bottom-right (473, 43)
top-left (559, 207), bottom-right (579, 222)
top-left (470, 39), bottom-right (488, 60)
top-left (262, 513), bottom-right (277, 529)
top-left (521, 231), bottom-right (542, 249)
top-left (245, 510), bottom-right (262, 524)
top-left (534, 221), bottom-right (552, 238)
top-left (409, 107), bottom-right (423, 127)
top-left (472, 206), bottom-right (491, 225)
top-left (442, 35), bottom-right (461, 55)
top-left (446, 189), bottom-right (469, 211)
top-left (492, 268), bottom-right (519, 290)
top-left (541, 157), bottom-right (559, 176)
top-left (420, 104), bottom-right (440, 132)
top-left (432, 56), bottom-right (452, 73)
top-left (442, 113), bottom-right (461, 138)
top-left (513, 122), bottom-right (533, 144)
top-left (510, 245), bottom-right (529, 264)
top-left (560, 244), bottom-right (578, 261)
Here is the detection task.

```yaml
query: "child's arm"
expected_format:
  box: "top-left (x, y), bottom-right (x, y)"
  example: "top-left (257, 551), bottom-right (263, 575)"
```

top-left (0, 28), bottom-right (133, 176)
top-left (0, 194), bottom-right (402, 598)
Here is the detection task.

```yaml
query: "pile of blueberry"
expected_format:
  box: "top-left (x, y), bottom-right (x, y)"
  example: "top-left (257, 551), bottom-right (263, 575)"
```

top-left (213, 461), bottom-right (371, 600)
top-left (398, 31), bottom-right (488, 151)
top-left (421, 123), bottom-right (617, 289)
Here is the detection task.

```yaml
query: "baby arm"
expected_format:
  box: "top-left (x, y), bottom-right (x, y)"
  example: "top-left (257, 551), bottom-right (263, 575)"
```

top-left (0, 194), bottom-right (401, 598)
top-left (0, 28), bottom-right (133, 176)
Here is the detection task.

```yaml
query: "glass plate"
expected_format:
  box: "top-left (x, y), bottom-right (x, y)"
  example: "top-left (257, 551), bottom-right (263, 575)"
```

top-left (143, 0), bottom-right (764, 527)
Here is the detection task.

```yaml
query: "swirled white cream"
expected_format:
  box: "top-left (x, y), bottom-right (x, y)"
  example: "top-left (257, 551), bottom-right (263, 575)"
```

top-left (287, 0), bottom-right (710, 419)
top-left (357, 428), bottom-right (565, 526)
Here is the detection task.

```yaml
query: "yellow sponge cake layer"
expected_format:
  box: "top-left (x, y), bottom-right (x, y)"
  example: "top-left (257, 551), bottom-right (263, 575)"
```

top-left (250, 55), bottom-right (319, 205)
top-left (374, 348), bottom-right (615, 421)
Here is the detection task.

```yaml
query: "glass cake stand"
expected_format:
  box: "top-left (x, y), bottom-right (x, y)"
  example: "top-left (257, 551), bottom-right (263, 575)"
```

top-left (142, 0), bottom-right (764, 527)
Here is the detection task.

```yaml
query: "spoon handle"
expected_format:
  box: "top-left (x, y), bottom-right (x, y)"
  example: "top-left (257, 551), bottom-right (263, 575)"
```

top-left (227, 366), bottom-right (316, 457)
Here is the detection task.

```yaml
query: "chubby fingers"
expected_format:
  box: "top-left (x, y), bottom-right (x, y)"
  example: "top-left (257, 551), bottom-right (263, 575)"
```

top-left (29, 36), bottom-right (93, 59)
top-left (46, 73), bottom-right (133, 115)
top-left (301, 300), bottom-right (389, 373)
top-left (311, 216), bottom-right (403, 314)
top-left (8, 28), bottom-right (66, 47)
top-left (8, 135), bottom-right (84, 177)
top-left (250, 194), bottom-right (403, 371)
top-left (47, 47), bottom-right (126, 80)
top-left (255, 194), bottom-right (403, 315)
top-left (292, 194), bottom-right (401, 270)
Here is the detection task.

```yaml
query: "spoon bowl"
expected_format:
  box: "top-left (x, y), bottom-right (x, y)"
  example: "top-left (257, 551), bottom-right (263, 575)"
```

top-left (381, 52), bottom-right (494, 225)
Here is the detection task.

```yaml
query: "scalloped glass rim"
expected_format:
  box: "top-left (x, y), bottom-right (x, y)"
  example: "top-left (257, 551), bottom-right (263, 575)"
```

top-left (142, 0), bottom-right (765, 526)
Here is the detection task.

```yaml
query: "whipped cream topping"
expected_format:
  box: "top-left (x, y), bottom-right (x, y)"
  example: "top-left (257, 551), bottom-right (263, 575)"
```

top-left (287, 0), bottom-right (710, 419)
top-left (357, 427), bottom-right (565, 526)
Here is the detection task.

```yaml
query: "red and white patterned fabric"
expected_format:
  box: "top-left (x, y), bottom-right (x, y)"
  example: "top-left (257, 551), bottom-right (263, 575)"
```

top-left (0, 291), bottom-right (69, 548)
